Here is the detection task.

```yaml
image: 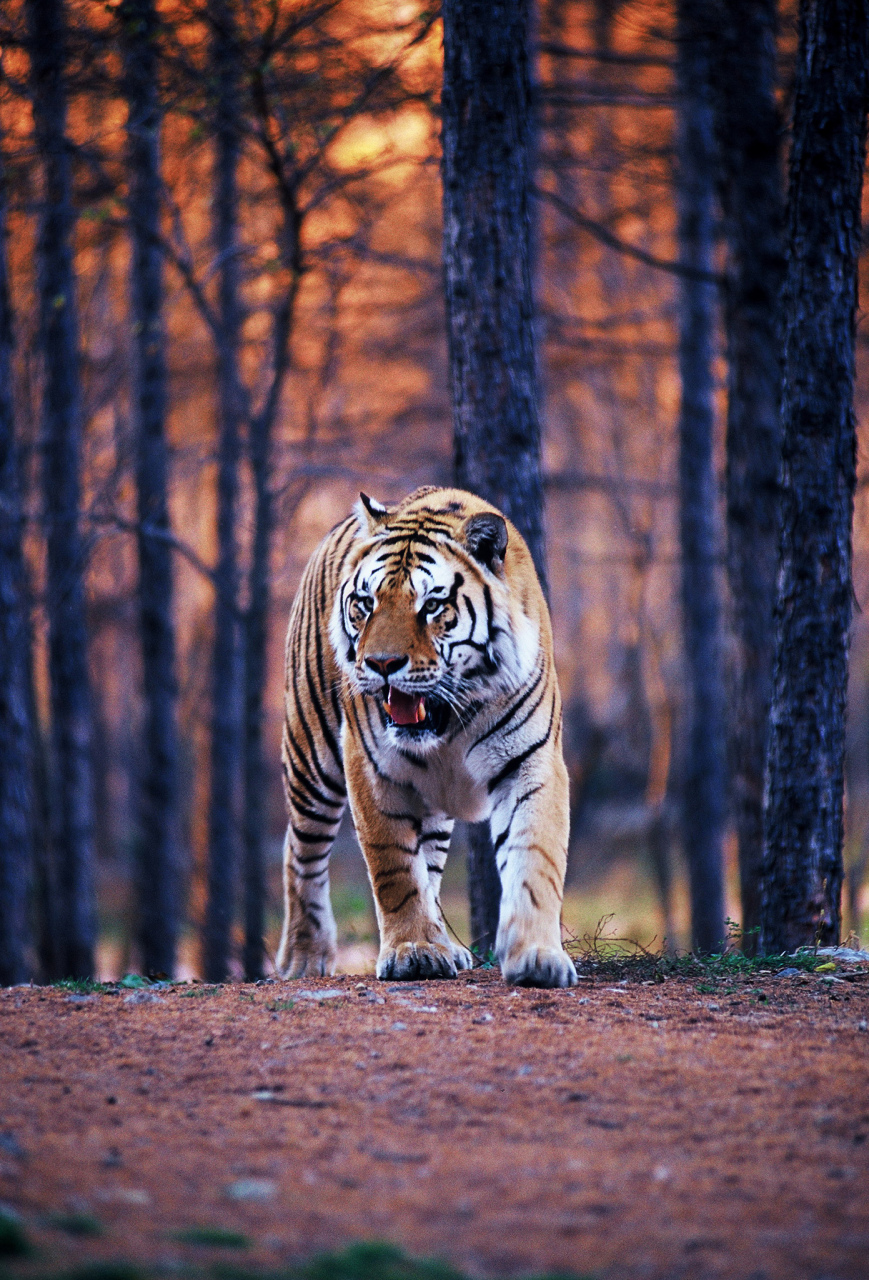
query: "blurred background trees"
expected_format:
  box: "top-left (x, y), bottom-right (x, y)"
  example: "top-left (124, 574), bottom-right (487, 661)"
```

top-left (0, 0), bottom-right (867, 981)
top-left (0, 113), bottom-right (33, 985)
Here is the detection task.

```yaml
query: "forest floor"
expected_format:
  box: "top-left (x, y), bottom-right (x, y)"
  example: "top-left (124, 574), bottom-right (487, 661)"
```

top-left (2, 956), bottom-right (869, 1280)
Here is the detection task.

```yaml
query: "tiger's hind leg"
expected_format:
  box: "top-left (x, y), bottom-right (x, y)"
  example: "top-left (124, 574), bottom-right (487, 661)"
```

top-left (420, 816), bottom-right (474, 973)
top-left (276, 752), bottom-right (346, 979)
top-left (345, 751), bottom-right (467, 980)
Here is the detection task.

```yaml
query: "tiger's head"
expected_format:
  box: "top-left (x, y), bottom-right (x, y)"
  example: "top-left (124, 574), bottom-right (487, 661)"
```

top-left (330, 487), bottom-right (542, 741)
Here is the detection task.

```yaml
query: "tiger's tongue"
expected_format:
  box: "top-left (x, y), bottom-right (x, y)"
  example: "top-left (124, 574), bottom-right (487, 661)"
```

top-left (386, 689), bottom-right (426, 726)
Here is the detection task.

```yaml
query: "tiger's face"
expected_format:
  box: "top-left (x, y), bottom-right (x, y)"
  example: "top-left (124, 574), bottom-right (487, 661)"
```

top-left (330, 494), bottom-right (536, 741)
top-left (342, 564), bottom-right (479, 738)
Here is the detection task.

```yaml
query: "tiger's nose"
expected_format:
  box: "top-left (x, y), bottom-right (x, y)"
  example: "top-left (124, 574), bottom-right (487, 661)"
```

top-left (364, 654), bottom-right (408, 679)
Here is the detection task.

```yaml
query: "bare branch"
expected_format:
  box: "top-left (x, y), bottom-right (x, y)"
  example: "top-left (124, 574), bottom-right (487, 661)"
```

top-left (536, 186), bottom-right (723, 284)
top-left (538, 41), bottom-right (675, 69)
top-left (158, 181), bottom-right (222, 337)
top-left (545, 471), bottom-right (677, 498)
top-left (87, 511), bottom-right (219, 590)
top-left (541, 92), bottom-right (675, 110)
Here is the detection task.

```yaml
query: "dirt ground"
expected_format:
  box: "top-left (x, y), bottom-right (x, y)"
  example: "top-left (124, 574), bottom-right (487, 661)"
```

top-left (2, 962), bottom-right (869, 1280)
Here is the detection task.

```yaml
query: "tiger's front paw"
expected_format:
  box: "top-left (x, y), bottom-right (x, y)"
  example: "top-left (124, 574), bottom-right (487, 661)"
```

top-left (500, 945), bottom-right (577, 989)
top-left (376, 940), bottom-right (458, 981)
top-left (450, 941), bottom-right (475, 972)
top-left (275, 933), bottom-right (337, 980)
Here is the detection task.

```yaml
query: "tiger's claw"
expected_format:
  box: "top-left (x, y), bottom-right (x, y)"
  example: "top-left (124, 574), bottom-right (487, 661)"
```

top-left (376, 941), bottom-right (458, 981)
top-left (275, 933), bottom-right (337, 980)
top-left (500, 945), bottom-right (578, 989)
top-left (450, 942), bottom-right (475, 971)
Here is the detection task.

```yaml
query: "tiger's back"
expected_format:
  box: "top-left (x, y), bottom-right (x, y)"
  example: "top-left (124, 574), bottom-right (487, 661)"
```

top-left (277, 486), bottom-right (576, 988)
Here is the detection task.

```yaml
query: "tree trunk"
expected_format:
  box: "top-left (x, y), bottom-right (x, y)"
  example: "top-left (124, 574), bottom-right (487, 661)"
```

top-left (121, 0), bottom-right (181, 978)
top-left (30, 706), bottom-right (60, 980)
top-left (441, 0), bottom-right (545, 956)
top-left (442, 0), bottom-right (546, 584)
top-left (242, 375), bottom-right (281, 984)
top-left (761, 0), bottom-right (869, 953)
top-left (27, 0), bottom-right (96, 979)
top-left (705, 0), bottom-right (785, 955)
top-left (0, 130), bottom-right (33, 986)
top-left (241, 442), bottom-right (268, 983)
top-left (241, 190), bottom-right (302, 982)
top-left (204, 0), bottom-right (244, 983)
top-left (674, 2), bottom-right (726, 953)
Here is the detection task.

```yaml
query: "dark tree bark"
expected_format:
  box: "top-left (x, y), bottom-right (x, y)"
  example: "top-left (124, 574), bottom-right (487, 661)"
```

top-left (27, 0), bottom-right (96, 979)
top-left (241, 415), bottom-right (269, 983)
top-left (30, 703), bottom-right (60, 980)
top-left (241, 133), bottom-right (302, 983)
top-left (120, 0), bottom-right (181, 978)
top-left (242, 318), bottom-right (293, 983)
top-left (442, 0), bottom-right (546, 584)
top-left (674, 2), bottom-right (726, 953)
top-left (204, 0), bottom-right (244, 983)
top-left (761, 0), bottom-right (869, 953)
top-left (704, 0), bottom-right (785, 954)
top-left (441, 0), bottom-right (545, 956)
top-left (0, 130), bottom-right (33, 986)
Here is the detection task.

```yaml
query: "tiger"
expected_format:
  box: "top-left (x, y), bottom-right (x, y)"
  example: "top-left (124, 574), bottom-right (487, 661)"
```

top-left (276, 485), bottom-right (577, 988)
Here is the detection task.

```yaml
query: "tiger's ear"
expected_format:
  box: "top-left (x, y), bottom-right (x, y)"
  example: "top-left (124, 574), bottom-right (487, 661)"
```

top-left (462, 512), bottom-right (508, 571)
top-left (355, 492), bottom-right (390, 536)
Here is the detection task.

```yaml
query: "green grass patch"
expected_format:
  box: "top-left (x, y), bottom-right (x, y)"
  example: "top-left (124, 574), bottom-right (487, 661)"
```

top-left (47, 1212), bottom-right (103, 1237)
top-left (298, 1244), bottom-right (590, 1280)
top-left (330, 884), bottom-right (374, 919)
top-left (53, 978), bottom-right (114, 995)
top-left (178, 986), bottom-right (222, 999)
top-left (564, 915), bottom-right (826, 984)
top-left (0, 1208), bottom-right (30, 1257)
top-left (177, 1226), bottom-right (251, 1248)
top-left (59, 1264), bottom-right (146, 1280)
top-left (0, 1240), bottom-right (594, 1280)
top-left (300, 1242), bottom-right (466, 1280)
top-left (330, 882), bottom-right (377, 945)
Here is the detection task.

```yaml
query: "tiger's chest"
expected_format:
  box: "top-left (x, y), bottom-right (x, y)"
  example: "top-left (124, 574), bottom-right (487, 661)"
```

top-left (355, 713), bottom-right (510, 822)
top-left (408, 745), bottom-right (491, 821)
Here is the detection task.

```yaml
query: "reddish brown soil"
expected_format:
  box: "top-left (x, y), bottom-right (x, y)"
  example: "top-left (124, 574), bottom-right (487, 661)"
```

top-left (2, 967), bottom-right (869, 1280)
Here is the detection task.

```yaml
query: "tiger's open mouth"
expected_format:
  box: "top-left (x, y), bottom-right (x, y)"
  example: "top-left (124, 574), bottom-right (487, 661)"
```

top-left (384, 689), bottom-right (450, 737)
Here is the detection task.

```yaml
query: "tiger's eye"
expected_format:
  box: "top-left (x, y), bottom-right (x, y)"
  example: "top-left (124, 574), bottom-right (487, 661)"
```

top-left (349, 594), bottom-right (373, 627)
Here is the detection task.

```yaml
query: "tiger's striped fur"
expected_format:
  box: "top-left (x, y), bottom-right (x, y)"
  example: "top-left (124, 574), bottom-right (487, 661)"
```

top-left (277, 486), bottom-right (576, 987)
